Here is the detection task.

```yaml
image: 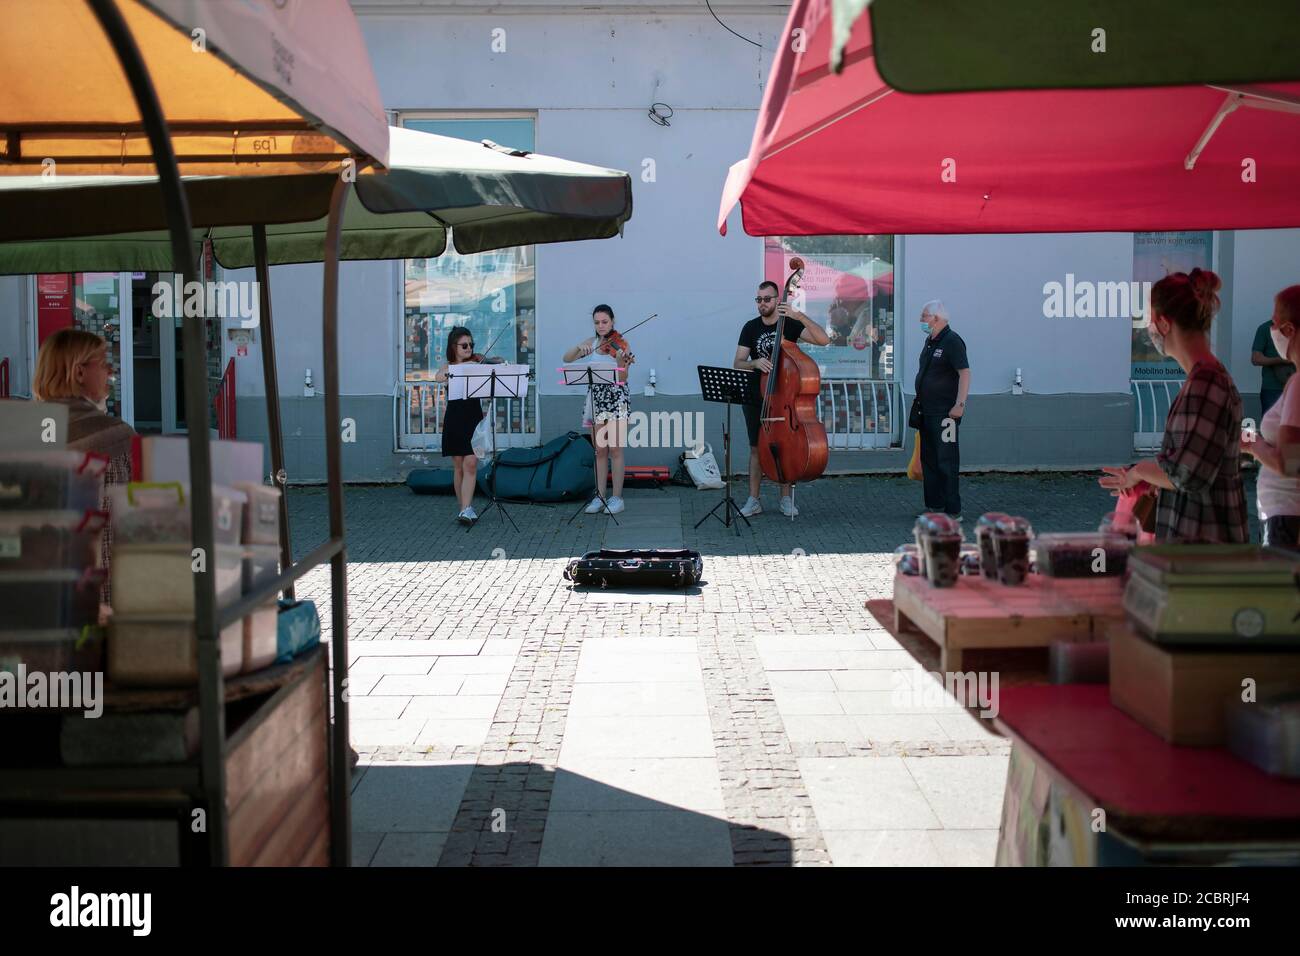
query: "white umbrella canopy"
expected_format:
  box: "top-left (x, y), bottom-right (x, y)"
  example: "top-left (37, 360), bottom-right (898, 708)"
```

top-left (0, 0), bottom-right (389, 176)
top-left (0, 126), bottom-right (634, 269)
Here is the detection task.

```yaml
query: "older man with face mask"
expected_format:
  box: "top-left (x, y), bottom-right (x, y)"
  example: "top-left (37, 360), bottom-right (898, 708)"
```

top-left (914, 300), bottom-right (970, 520)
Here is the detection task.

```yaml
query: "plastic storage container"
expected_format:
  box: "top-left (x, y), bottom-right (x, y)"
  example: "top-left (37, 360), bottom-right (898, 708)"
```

top-left (974, 513), bottom-right (1010, 580)
top-left (0, 451), bottom-right (107, 512)
top-left (242, 544), bottom-right (279, 594)
top-left (1225, 691), bottom-right (1300, 777)
top-left (0, 627), bottom-right (104, 673)
top-left (242, 602), bottom-right (278, 673)
top-left (992, 516), bottom-right (1034, 586)
top-left (893, 544), bottom-right (920, 576)
top-left (0, 568), bottom-right (103, 629)
top-left (108, 615), bottom-right (243, 686)
top-left (0, 510), bottom-right (106, 572)
top-left (111, 543), bottom-right (243, 616)
top-left (1033, 532), bottom-right (1130, 578)
top-left (959, 543), bottom-right (983, 576)
top-left (233, 482), bottom-right (281, 545)
top-left (108, 482), bottom-right (246, 546)
top-left (914, 513), bottom-right (962, 588)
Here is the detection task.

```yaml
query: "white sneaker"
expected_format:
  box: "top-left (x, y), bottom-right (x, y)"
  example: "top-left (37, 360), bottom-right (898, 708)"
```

top-left (456, 508), bottom-right (472, 525)
top-left (606, 496), bottom-right (625, 515)
top-left (584, 497), bottom-right (605, 514)
top-left (780, 496), bottom-right (799, 517)
top-left (739, 496), bottom-right (762, 517)
top-left (464, 506), bottom-right (478, 522)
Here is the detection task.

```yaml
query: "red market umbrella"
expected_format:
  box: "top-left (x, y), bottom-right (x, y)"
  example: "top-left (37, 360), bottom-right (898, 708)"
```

top-left (718, 0), bottom-right (1300, 237)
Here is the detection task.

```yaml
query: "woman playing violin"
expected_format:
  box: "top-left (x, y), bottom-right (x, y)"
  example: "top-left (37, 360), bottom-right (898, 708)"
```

top-left (563, 303), bottom-right (633, 515)
top-left (433, 325), bottom-right (504, 525)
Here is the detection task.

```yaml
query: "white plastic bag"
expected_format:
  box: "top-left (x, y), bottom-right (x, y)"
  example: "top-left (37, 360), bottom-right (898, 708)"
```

top-left (682, 443), bottom-right (724, 490)
top-left (471, 416), bottom-right (493, 459)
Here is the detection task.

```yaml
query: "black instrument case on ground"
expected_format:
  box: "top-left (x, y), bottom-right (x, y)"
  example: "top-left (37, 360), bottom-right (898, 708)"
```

top-left (563, 549), bottom-right (703, 588)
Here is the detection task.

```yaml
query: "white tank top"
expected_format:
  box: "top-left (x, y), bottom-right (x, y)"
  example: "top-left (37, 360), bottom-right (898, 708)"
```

top-left (1256, 375), bottom-right (1300, 519)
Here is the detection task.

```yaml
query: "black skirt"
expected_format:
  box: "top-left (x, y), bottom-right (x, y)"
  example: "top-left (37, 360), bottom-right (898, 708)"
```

top-left (442, 398), bottom-right (484, 457)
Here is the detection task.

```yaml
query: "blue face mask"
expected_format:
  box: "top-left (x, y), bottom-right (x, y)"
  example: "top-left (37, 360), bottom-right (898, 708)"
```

top-left (921, 321), bottom-right (932, 335)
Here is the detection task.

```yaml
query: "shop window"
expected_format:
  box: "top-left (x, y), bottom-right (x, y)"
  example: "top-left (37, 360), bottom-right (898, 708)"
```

top-left (764, 236), bottom-right (899, 447)
top-left (398, 116), bottom-right (537, 450)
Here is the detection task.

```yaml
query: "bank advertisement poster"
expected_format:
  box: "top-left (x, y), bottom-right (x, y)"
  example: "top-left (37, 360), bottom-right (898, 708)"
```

top-left (762, 239), bottom-right (895, 380)
top-left (1131, 231), bottom-right (1213, 382)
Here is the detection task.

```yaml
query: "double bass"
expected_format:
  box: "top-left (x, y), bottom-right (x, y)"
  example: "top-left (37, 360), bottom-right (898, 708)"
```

top-left (757, 257), bottom-right (829, 488)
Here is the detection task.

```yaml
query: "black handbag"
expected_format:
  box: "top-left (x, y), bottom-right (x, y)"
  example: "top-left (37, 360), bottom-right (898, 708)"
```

top-left (909, 340), bottom-right (936, 429)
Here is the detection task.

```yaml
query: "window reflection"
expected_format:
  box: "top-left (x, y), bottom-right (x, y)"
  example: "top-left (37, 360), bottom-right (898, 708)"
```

top-left (763, 236), bottom-right (896, 381)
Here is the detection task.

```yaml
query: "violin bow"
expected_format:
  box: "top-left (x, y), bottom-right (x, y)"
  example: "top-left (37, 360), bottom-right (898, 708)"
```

top-left (478, 320), bottom-right (513, 360)
top-left (618, 313), bottom-right (657, 336)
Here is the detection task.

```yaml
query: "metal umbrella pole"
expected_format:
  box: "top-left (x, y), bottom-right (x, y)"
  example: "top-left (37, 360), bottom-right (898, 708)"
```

top-left (253, 225), bottom-right (295, 599)
top-left (89, 0), bottom-right (225, 864)
top-left (321, 176), bottom-right (353, 867)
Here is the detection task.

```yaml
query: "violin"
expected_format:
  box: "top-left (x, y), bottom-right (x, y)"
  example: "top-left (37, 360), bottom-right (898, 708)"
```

top-left (591, 313), bottom-right (657, 366)
top-left (596, 329), bottom-right (634, 364)
top-left (757, 257), bottom-right (829, 489)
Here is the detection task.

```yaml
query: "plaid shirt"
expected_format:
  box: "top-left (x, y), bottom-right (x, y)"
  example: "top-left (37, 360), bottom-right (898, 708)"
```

top-left (1155, 359), bottom-right (1249, 543)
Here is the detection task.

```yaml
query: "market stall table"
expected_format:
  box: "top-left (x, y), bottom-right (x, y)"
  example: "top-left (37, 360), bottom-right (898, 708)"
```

top-left (994, 684), bottom-right (1300, 866)
top-left (891, 572), bottom-right (1124, 673)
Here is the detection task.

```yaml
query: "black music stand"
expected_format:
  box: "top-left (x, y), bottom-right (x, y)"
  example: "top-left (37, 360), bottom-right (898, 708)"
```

top-left (695, 365), bottom-right (760, 533)
top-left (450, 364), bottom-right (529, 533)
top-left (560, 363), bottom-right (623, 526)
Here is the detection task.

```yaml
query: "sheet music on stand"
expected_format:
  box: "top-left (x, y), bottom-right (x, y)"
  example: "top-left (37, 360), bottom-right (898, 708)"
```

top-left (558, 361), bottom-right (621, 387)
top-left (447, 363), bottom-right (530, 401)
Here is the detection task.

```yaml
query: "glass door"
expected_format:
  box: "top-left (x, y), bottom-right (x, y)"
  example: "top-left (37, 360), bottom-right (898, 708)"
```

top-left (71, 272), bottom-right (128, 420)
top-left (129, 272), bottom-right (162, 432)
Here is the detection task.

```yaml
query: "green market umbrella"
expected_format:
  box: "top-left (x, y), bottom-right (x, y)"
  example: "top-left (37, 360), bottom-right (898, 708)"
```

top-left (839, 0), bottom-right (1300, 92)
top-left (0, 126), bottom-right (633, 272)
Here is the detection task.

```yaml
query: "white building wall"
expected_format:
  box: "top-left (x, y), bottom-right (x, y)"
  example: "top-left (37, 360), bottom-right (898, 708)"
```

top-left (899, 233), bottom-right (1135, 396)
top-left (354, 2), bottom-right (783, 397)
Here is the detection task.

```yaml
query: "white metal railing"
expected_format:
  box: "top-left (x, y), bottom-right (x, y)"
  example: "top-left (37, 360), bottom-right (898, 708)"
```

top-left (817, 379), bottom-right (902, 449)
top-left (1131, 378), bottom-right (1184, 453)
top-left (398, 381), bottom-right (538, 451)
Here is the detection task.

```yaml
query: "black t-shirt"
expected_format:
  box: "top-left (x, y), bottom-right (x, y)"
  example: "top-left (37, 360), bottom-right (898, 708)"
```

top-left (915, 325), bottom-right (969, 413)
top-left (738, 315), bottom-right (803, 363)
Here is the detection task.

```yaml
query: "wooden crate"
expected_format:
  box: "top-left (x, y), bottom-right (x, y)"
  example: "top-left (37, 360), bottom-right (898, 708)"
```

top-left (892, 572), bottom-right (1122, 673)
top-left (226, 649), bottom-right (330, 866)
top-left (1108, 620), bottom-right (1300, 747)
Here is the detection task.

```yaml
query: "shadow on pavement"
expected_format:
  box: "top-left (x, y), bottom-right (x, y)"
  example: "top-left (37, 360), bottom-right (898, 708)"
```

top-left (351, 761), bottom-right (793, 867)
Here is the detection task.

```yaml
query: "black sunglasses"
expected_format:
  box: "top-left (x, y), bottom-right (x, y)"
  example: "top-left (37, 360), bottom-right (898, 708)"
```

top-left (755, 295), bottom-right (775, 303)
top-left (457, 340), bottom-right (475, 348)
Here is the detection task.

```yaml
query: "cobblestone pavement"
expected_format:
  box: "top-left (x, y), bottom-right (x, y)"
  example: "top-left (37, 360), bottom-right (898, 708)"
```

top-left (289, 471), bottom-right (1259, 867)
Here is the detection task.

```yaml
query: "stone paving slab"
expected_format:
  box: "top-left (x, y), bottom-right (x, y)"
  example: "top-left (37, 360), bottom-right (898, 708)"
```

top-left (282, 473), bottom-right (1167, 866)
top-left (549, 760), bottom-right (726, 813)
top-left (568, 682), bottom-right (709, 718)
top-left (539, 809), bottom-right (734, 867)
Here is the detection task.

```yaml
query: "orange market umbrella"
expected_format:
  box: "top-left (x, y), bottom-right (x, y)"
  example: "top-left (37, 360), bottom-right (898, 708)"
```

top-left (0, 0), bottom-right (391, 869)
top-left (1, 0), bottom-right (389, 177)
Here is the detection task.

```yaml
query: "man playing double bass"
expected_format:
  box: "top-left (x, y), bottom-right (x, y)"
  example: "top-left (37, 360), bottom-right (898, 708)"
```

top-left (734, 279), bottom-right (831, 517)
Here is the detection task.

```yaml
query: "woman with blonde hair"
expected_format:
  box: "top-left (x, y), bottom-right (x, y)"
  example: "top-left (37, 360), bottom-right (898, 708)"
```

top-left (33, 329), bottom-right (136, 597)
